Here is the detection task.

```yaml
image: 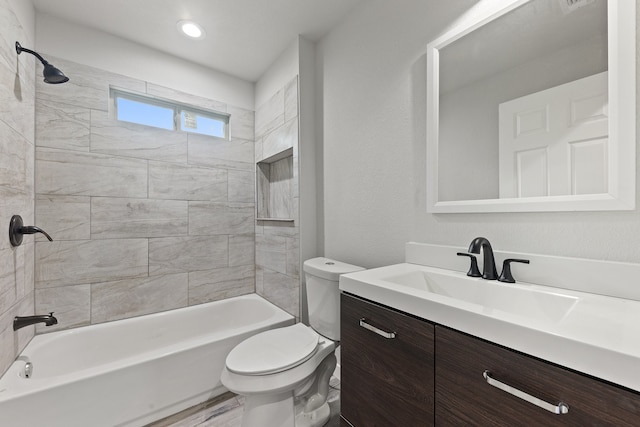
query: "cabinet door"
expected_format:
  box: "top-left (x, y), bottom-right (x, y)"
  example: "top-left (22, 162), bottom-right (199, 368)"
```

top-left (435, 325), bottom-right (640, 426)
top-left (341, 294), bottom-right (435, 427)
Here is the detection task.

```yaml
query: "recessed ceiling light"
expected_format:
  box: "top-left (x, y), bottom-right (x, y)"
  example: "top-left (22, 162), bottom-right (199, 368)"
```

top-left (177, 20), bottom-right (206, 39)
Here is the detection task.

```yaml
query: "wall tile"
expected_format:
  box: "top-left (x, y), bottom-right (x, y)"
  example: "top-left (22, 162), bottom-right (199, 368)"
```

top-left (263, 223), bottom-right (299, 238)
top-left (0, 309), bottom-right (17, 377)
top-left (35, 239), bottom-right (148, 287)
top-left (286, 237), bottom-right (300, 278)
top-left (92, 273), bottom-right (188, 323)
top-left (262, 117), bottom-right (298, 160)
top-left (256, 234), bottom-right (287, 274)
top-left (146, 83), bottom-right (227, 113)
top-left (189, 202), bottom-right (254, 235)
top-left (35, 284), bottom-right (90, 331)
top-left (255, 265), bottom-right (264, 295)
top-left (0, 247), bottom-right (21, 315)
top-left (188, 266), bottom-right (254, 305)
top-left (255, 88), bottom-right (284, 139)
top-left (0, 0), bottom-right (36, 77)
top-left (91, 110), bottom-right (188, 163)
top-left (23, 242), bottom-right (34, 298)
top-left (253, 78), bottom-right (301, 319)
top-left (35, 195), bottom-right (90, 241)
top-left (0, 295), bottom-right (34, 373)
top-left (284, 77), bottom-right (299, 122)
top-left (188, 134), bottom-right (254, 171)
top-left (35, 99), bottom-right (90, 151)
top-left (267, 156), bottom-right (293, 218)
top-left (24, 139), bottom-right (34, 198)
top-left (0, 0), bottom-right (36, 376)
top-left (91, 197), bottom-right (188, 238)
top-left (260, 269), bottom-right (299, 317)
top-left (26, 56), bottom-right (260, 350)
top-left (0, 59), bottom-right (35, 141)
top-left (0, 122), bottom-right (28, 199)
top-left (228, 169), bottom-right (255, 203)
top-left (229, 234), bottom-right (255, 267)
top-left (149, 161), bottom-right (227, 201)
top-left (255, 136), bottom-right (264, 162)
top-left (36, 55), bottom-right (146, 111)
top-left (36, 147), bottom-right (148, 197)
top-left (149, 236), bottom-right (229, 276)
top-left (228, 105), bottom-right (255, 141)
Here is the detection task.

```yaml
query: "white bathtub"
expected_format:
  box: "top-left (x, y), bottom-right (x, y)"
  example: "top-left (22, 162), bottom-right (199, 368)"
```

top-left (0, 294), bottom-right (294, 427)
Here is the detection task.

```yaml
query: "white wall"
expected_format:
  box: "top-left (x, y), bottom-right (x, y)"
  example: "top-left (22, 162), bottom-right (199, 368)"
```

top-left (318, 0), bottom-right (640, 268)
top-left (35, 13), bottom-right (254, 110)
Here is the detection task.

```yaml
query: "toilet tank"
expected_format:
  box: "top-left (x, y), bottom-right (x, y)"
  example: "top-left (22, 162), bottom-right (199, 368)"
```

top-left (303, 257), bottom-right (364, 341)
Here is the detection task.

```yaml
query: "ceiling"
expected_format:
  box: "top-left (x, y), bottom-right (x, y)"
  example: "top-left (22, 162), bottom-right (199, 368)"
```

top-left (31, 0), bottom-right (364, 82)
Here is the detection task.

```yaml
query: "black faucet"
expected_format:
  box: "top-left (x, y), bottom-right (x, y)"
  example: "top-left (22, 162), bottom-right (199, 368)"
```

top-left (468, 237), bottom-right (498, 280)
top-left (14, 312), bottom-right (58, 331)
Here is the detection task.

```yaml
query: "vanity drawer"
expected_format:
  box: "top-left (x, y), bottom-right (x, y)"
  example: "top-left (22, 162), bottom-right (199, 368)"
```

top-left (435, 325), bottom-right (640, 426)
top-left (340, 293), bottom-right (435, 426)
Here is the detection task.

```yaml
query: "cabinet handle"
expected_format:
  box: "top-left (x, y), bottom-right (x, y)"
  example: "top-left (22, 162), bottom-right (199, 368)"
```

top-left (483, 371), bottom-right (569, 415)
top-left (359, 318), bottom-right (397, 339)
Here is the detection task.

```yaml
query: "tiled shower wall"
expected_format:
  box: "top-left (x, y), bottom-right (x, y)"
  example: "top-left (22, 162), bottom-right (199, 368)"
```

top-left (33, 56), bottom-right (257, 331)
top-left (255, 77), bottom-right (301, 318)
top-left (0, 0), bottom-right (36, 375)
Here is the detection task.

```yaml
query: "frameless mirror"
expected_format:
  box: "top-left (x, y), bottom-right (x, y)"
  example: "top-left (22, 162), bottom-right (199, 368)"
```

top-left (426, 0), bottom-right (635, 213)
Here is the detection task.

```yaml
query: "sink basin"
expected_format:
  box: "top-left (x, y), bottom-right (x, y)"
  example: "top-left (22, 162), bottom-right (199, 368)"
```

top-left (383, 269), bottom-right (578, 322)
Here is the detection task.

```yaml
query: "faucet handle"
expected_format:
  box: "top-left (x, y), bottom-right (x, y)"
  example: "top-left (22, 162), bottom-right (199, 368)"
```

top-left (457, 252), bottom-right (482, 277)
top-left (498, 258), bottom-right (530, 283)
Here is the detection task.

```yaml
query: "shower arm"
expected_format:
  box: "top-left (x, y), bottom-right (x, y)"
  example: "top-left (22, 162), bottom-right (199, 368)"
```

top-left (15, 42), bottom-right (50, 65)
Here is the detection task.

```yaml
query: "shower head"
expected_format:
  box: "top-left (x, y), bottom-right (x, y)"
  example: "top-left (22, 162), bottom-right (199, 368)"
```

top-left (15, 41), bottom-right (69, 84)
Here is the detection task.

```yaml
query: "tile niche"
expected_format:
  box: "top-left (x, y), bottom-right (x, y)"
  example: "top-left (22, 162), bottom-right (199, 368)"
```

top-left (257, 147), bottom-right (294, 221)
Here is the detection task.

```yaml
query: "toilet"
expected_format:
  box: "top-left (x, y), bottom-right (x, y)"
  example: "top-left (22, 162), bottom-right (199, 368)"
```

top-left (221, 257), bottom-right (364, 427)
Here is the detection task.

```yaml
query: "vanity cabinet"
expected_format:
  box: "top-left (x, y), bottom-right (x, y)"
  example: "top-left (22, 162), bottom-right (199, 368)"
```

top-left (340, 293), bottom-right (435, 426)
top-left (435, 326), bottom-right (640, 426)
top-left (340, 293), bottom-right (640, 426)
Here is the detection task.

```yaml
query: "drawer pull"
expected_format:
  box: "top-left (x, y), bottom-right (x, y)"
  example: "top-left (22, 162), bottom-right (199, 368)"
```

top-left (483, 370), bottom-right (569, 415)
top-left (359, 318), bottom-right (396, 339)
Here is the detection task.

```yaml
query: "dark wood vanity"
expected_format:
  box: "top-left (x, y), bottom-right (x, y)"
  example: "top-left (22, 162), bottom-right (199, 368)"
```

top-left (341, 293), bottom-right (434, 426)
top-left (340, 293), bottom-right (640, 426)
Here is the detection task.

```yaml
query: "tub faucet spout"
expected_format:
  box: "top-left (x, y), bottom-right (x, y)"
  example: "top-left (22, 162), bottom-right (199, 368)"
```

top-left (14, 312), bottom-right (57, 331)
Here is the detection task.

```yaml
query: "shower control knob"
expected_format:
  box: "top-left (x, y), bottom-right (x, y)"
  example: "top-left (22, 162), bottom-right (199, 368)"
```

top-left (9, 215), bottom-right (53, 247)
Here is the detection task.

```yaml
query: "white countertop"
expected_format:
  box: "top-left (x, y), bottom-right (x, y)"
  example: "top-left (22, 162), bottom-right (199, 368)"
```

top-left (340, 262), bottom-right (640, 393)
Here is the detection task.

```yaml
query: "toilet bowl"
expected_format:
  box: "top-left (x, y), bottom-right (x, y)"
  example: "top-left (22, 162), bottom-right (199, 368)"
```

top-left (221, 257), bottom-right (364, 427)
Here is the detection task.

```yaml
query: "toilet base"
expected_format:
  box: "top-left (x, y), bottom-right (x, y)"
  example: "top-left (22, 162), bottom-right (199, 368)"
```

top-left (295, 402), bottom-right (330, 427)
top-left (241, 392), bottom-right (295, 427)
top-left (234, 352), bottom-right (337, 427)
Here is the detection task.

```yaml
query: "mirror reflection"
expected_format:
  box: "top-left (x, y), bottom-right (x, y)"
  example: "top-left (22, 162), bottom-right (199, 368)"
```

top-left (437, 0), bottom-right (608, 202)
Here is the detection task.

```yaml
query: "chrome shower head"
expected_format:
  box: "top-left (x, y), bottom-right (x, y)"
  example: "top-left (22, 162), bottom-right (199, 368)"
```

top-left (15, 41), bottom-right (69, 84)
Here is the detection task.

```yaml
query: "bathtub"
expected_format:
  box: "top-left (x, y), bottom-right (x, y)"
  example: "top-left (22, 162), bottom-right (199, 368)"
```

top-left (0, 294), bottom-right (294, 427)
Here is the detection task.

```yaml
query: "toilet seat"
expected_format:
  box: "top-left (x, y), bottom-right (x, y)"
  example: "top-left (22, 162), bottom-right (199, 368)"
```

top-left (226, 323), bottom-right (320, 376)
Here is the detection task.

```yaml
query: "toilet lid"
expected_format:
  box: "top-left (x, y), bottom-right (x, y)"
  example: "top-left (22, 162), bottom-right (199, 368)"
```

top-left (226, 323), bottom-right (320, 375)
